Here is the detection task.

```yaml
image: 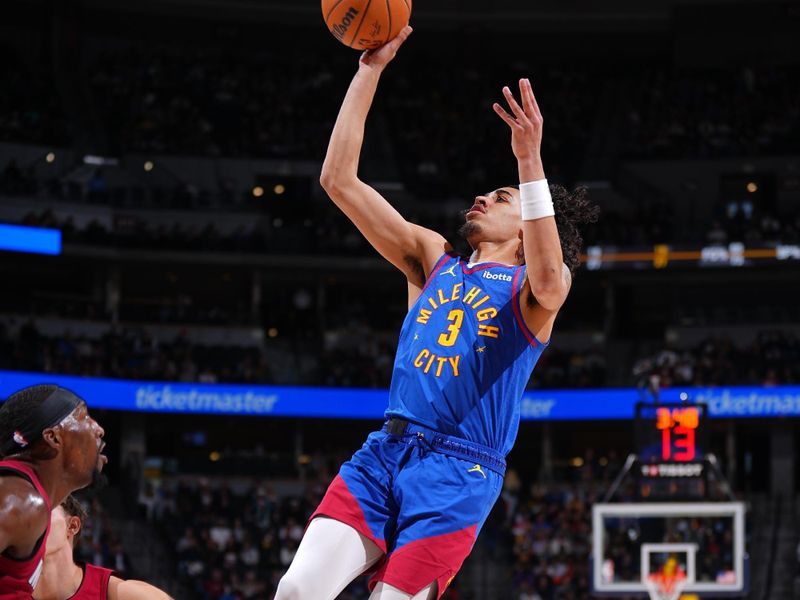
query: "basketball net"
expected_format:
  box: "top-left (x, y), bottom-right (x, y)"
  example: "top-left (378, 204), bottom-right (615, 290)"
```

top-left (645, 571), bottom-right (688, 600)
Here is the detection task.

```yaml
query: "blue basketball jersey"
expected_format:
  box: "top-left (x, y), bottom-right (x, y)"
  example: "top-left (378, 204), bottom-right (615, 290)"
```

top-left (387, 252), bottom-right (548, 455)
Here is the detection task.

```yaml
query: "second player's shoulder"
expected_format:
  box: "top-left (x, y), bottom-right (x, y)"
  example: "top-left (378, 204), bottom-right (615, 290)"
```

top-left (108, 576), bottom-right (173, 600)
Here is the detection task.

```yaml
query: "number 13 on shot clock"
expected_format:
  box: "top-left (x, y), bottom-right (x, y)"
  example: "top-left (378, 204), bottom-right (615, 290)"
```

top-left (636, 402), bottom-right (708, 464)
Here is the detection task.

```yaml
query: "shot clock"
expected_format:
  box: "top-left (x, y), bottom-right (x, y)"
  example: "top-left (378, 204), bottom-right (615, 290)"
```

top-left (635, 401), bottom-right (709, 499)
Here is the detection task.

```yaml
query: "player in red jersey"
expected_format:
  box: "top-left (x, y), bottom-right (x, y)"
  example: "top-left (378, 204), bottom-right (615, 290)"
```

top-left (0, 385), bottom-right (107, 598)
top-left (33, 496), bottom-right (171, 600)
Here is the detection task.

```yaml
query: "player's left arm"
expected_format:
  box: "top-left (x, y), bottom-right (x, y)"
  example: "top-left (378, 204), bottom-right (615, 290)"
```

top-left (108, 576), bottom-right (173, 600)
top-left (494, 78), bottom-right (571, 317)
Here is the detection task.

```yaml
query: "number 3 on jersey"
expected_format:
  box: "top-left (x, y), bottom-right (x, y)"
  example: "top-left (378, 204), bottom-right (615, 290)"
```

top-left (437, 309), bottom-right (464, 347)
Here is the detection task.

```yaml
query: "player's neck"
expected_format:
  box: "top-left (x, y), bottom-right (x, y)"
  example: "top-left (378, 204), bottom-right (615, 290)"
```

top-left (469, 240), bottom-right (519, 266)
top-left (9, 455), bottom-right (80, 508)
top-left (35, 549), bottom-right (82, 600)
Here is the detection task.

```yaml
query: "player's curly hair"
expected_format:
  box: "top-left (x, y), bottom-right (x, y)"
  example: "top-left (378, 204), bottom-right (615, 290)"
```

top-left (511, 184), bottom-right (599, 274)
top-left (550, 184), bottom-right (599, 275)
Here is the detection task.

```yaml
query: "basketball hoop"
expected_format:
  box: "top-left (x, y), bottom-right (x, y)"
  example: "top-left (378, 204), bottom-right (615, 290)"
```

top-left (645, 572), bottom-right (687, 600)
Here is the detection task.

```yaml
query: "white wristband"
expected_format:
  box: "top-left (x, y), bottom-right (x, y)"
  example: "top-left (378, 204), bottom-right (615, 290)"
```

top-left (519, 179), bottom-right (554, 221)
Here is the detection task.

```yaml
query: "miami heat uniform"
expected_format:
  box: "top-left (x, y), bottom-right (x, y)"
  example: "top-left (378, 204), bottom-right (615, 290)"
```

top-left (0, 460), bottom-right (52, 599)
top-left (311, 252), bottom-right (548, 598)
top-left (71, 564), bottom-right (113, 600)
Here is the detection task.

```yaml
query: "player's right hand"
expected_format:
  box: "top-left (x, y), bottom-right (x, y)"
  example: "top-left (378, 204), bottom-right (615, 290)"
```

top-left (359, 26), bottom-right (413, 71)
top-left (493, 78), bottom-right (544, 162)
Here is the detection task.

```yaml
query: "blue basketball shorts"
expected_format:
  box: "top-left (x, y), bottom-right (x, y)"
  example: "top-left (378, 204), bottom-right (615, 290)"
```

top-left (309, 420), bottom-right (505, 598)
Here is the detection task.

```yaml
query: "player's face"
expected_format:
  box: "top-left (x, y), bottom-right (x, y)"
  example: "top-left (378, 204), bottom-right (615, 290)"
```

top-left (44, 506), bottom-right (79, 555)
top-left (463, 187), bottom-right (522, 242)
top-left (57, 403), bottom-right (107, 487)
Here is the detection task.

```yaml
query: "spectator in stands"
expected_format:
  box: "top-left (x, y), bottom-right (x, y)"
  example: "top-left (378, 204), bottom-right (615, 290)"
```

top-left (633, 331), bottom-right (799, 391)
top-left (6, 313), bottom-right (592, 388)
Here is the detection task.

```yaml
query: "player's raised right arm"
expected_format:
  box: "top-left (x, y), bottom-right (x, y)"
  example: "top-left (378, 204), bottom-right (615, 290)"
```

top-left (319, 26), bottom-right (448, 284)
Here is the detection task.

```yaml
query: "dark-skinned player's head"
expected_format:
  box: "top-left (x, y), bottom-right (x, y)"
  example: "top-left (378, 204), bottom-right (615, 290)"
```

top-left (458, 184), bottom-right (599, 273)
top-left (0, 385), bottom-right (106, 489)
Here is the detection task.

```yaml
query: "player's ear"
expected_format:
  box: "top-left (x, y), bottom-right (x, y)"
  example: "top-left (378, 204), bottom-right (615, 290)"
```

top-left (41, 426), bottom-right (62, 451)
top-left (67, 515), bottom-right (82, 540)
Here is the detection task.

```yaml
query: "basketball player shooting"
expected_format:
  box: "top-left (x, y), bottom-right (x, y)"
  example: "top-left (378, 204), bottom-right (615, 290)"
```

top-left (0, 385), bottom-right (107, 597)
top-left (33, 496), bottom-right (172, 600)
top-left (276, 26), bottom-right (597, 600)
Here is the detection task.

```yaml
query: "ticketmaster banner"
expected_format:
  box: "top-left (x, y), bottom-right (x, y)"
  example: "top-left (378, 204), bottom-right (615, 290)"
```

top-left (0, 370), bottom-right (799, 420)
top-left (0, 371), bottom-right (387, 419)
top-left (518, 386), bottom-right (800, 420)
top-left (692, 387), bottom-right (800, 418)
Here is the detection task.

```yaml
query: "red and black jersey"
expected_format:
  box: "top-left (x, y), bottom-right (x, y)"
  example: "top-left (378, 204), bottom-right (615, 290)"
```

top-left (0, 460), bottom-right (52, 599)
top-left (70, 564), bottom-right (113, 600)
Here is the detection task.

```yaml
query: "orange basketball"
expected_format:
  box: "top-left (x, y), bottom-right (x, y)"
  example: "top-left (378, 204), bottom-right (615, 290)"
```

top-left (322, 0), bottom-right (412, 50)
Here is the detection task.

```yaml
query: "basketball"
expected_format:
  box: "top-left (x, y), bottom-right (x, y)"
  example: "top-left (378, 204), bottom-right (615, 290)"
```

top-left (322, 0), bottom-right (412, 50)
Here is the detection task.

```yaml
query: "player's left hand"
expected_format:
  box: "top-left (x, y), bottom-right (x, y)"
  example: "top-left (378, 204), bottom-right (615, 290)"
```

top-left (493, 78), bottom-right (543, 161)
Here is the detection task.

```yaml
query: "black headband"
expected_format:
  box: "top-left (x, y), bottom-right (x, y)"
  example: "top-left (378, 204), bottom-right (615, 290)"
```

top-left (2, 387), bottom-right (82, 455)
